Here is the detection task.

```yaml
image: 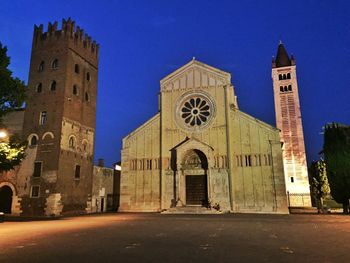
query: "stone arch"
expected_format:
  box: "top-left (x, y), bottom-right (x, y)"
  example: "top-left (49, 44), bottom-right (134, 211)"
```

top-left (28, 133), bottom-right (39, 146)
top-left (0, 182), bottom-right (16, 214)
top-left (42, 131), bottom-right (54, 140)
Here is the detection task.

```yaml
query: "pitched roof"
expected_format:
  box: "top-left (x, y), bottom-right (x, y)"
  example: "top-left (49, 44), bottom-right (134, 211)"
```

top-left (274, 41), bottom-right (293, 68)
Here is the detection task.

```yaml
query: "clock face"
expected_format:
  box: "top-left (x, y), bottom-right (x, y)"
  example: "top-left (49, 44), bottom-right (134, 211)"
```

top-left (175, 91), bottom-right (216, 131)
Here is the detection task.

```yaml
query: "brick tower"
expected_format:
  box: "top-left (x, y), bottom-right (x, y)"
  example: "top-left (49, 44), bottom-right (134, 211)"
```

top-left (22, 18), bottom-right (99, 216)
top-left (271, 42), bottom-right (311, 207)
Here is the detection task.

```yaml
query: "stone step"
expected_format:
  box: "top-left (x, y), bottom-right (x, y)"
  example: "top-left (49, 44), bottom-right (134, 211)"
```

top-left (161, 206), bottom-right (222, 214)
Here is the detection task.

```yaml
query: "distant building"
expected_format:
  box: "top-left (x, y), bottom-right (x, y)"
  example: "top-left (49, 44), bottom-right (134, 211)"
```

top-left (120, 59), bottom-right (289, 214)
top-left (92, 159), bottom-right (120, 212)
top-left (271, 42), bottom-right (311, 207)
top-left (0, 18), bottom-right (99, 216)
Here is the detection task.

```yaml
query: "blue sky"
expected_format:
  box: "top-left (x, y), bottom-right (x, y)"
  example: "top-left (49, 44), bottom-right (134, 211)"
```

top-left (1, 0), bottom-right (349, 166)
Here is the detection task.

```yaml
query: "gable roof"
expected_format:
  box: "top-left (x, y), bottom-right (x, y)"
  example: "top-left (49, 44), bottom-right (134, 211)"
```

top-left (160, 58), bottom-right (231, 87)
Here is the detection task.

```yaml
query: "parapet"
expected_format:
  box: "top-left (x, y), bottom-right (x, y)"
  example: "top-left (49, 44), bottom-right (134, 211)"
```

top-left (33, 18), bottom-right (99, 63)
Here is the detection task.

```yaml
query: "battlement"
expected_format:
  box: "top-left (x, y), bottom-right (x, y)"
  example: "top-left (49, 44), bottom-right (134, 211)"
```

top-left (33, 18), bottom-right (99, 61)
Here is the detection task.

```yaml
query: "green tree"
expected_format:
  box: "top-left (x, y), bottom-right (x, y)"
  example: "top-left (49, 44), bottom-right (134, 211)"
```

top-left (0, 42), bottom-right (27, 172)
top-left (323, 123), bottom-right (350, 214)
top-left (309, 160), bottom-right (330, 213)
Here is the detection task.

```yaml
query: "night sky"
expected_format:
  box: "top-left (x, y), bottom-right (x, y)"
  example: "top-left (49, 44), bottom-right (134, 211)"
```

top-left (1, 0), bottom-right (349, 167)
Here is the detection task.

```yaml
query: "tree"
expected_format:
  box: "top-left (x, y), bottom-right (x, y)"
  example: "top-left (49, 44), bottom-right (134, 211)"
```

top-left (309, 160), bottom-right (330, 213)
top-left (0, 42), bottom-right (27, 172)
top-left (323, 123), bottom-right (350, 214)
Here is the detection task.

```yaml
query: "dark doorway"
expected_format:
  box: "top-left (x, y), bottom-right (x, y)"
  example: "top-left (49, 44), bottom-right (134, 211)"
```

top-left (101, 198), bottom-right (104, 212)
top-left (0, 186), bottom-right (13, 213)
top-left (186, 175), bottom-right (207, 205)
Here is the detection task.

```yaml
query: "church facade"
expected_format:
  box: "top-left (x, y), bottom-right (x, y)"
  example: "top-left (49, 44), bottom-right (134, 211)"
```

top-left (120, 59), bottom-right (289, 214)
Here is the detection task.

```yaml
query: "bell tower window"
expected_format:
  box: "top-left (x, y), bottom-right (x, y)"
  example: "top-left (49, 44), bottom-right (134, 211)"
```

top-left (74, 64), bottom-right (79, 74)
top-left (50, 80), bottom-right (56, 91)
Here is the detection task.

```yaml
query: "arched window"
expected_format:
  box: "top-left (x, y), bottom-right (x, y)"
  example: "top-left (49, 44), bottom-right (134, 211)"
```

top-left (283, 74), bottom-right (287, 80)
top-left (38, 61), bottom-right (44, 72)
top-left (74, 64), bottom-right (79, 74)
top-left (280, 86), bottom-right (284, 92)
top-left (287, 73), bottom-right (291, 79)
top-left (82, 140), bottom-right (88, 151)
top-left (278, 74), bottom-right (282, 80)
top-left (85, 92), bottom-right (90, 102)
top-left (30, 136), bottom-right (38, 146)
top-left (28, 134), bottom-right (39, 146)
top-left (288, 85), bottom-right (292, 91)
top-left (52, 59), bottom-right (58, 69)
top-left (69, 136), bottom-right (76, 149)
top-left (36, 83), bottom-right (42, 93)
top-left (73, 85), bottom-right (78, 95)
top-left (284, 86), bottom-right (288, 92)
top-left (86, 72), bottom-right (91, 82)
top-left (50, 80), bottom-right (56, 91)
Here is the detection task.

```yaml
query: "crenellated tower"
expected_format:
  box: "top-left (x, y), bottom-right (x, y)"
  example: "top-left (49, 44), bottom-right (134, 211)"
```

top-left (22, 18), bottom-right (99, 216)
top-left (271, 41), bottom-right (311, 207)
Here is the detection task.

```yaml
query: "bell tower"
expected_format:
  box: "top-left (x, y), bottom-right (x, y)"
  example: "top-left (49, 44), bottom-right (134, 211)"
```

top-left (22, 18), bottom-right (99, 216)
top-left (271, 41), bottom-right (311, 207)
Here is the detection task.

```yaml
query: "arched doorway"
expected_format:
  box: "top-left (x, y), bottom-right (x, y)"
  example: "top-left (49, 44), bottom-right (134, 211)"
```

top-left (183, 149), bottom-right (208, 206)
top-left (0, 185), bottom-right (13, 213)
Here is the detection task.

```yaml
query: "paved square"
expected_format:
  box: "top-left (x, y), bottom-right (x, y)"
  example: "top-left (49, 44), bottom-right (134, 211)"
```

top-left (1, 213), bottom-right (350, 262)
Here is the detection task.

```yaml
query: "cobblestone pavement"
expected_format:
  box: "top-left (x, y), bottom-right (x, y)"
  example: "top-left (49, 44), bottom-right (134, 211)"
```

top-left (1, 213), bottom-right (350, 263)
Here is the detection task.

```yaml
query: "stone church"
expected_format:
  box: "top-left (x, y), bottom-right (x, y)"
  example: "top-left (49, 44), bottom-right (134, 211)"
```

top-left (120, 59), bottom-right (289, 214)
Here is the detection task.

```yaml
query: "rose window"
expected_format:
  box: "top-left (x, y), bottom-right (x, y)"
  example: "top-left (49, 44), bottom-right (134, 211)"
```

top-left (175, 91), bottom-right (216, 131)
top-left (181, 97), bottom-right (211, 127)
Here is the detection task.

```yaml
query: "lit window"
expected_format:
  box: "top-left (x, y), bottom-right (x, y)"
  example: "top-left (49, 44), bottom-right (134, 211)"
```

top-left (75, 165), bottom-right (81, 179)
top-left (39, 111), bottom-right (47, 125)
top-left (38, 61), bottom-right (44, 72)
top-left (52, 59), bottom-right (58, 69)
top-left (73, 85), bottom-right (78, 95)
top-left (86, 72), bottom-right (91, 82)
top-left (31, 185), bottom-right (40, 198)
top-left (74, 64), bottom-right (79, 74)
top-left (36, 83), bottom-right (42, 93)
top-left (50, 80), bottom-right (56, 91)
top-left (33, 162), bottom-right (42, 177)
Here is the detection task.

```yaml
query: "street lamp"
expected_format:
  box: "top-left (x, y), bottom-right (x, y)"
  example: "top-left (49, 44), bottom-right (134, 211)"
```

top-left (0, 130), bottom-right (7, 139)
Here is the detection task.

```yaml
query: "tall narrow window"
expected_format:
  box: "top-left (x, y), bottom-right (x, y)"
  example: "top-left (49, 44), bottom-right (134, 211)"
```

top-left (278, 74), bottom-right (282, 80)
top-left (52, 59), bottom-right (58, 69)
top-left (73, 85), bottom-right (78, 95)
top-left (69, 136), bottom-right (76, 149)
top-left (36, 83), bottom-right (42, 93)
top-left (75, 165), bottom-right (81, 179)
top-left (86, 72), bottom-right (91, 82)
top-left (31, 185), bottom-right (40, 198)
top-left (288, 85), bottom-right (292, 91)
top-left (287, 73), bottom-right (291, 79)
top-left (280, 86), bottom-right (284, 92)
top-left (50, 80), bottom-right (56, 91)
top-left (74, 64), bottom-right (79, 74)
top-left (85, 92), bottom-right (90, 102)
top-left (38, 61), bottom-right (44, 72)
top-left (33, 162), bottom-right (42, 177)
top-left (39, 111), bottom-right (47, 125)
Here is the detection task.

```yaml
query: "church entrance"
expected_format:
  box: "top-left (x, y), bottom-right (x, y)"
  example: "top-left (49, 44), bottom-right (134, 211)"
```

top-left (183, 149), bottom-right (208, 207)
top-left (186, 175), bottom-right (207, 205)
top-left (0, 185), bottom-right (13, 213)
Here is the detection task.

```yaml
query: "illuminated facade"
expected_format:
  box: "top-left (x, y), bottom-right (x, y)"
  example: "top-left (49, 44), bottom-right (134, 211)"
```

top-left (272, 42), bottom-right (311, 206)
top-left (120, 59), bottom-right (289, 214)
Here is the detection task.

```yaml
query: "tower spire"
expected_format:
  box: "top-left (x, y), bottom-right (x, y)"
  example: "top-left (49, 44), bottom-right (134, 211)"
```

top-left (274, 41), bottom-right (292, 68)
